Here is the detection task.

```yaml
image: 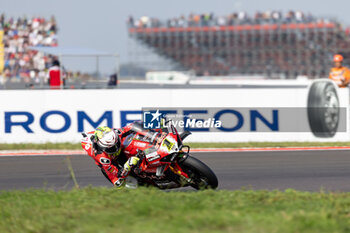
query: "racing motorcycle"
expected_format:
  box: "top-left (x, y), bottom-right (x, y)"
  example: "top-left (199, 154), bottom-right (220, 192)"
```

top-left (81, 121), bottom-right (218, 190)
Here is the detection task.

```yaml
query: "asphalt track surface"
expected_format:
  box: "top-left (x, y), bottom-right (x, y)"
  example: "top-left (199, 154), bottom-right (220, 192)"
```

top-left (1, 150), bottom-right (350, 191)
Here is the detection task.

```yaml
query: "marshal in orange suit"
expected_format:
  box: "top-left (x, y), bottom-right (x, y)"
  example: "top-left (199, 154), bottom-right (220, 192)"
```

top-left (329, 54), bottom-right (350, 88)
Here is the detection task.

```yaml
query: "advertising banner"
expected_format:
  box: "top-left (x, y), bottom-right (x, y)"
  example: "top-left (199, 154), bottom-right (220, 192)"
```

top-left (0, 82), bottom-right (348, 143)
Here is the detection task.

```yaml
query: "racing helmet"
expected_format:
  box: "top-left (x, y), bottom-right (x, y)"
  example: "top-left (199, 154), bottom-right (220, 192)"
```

top-left (334, 54), bottom-right (343, 62)
top-left (94, 126), bottom-right (120, 154)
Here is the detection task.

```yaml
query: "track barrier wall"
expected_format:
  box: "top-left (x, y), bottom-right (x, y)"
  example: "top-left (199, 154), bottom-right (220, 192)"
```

top-left (0, 79), bottom-right (348, 143)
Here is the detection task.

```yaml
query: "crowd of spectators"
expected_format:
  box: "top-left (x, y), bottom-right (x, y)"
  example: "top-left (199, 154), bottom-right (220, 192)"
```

top-left (128, 11), bottom-right (336, 28)
top-left (0, 14), bottom-right (58, 83)
top-left (129, 11), bottom-right (350, 78)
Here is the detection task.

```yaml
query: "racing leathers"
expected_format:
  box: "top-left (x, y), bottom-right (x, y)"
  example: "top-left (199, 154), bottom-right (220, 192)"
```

top-left (329, 66), bottom-right (350, 88)
top-left (90, 124), bottom-right (139, 188)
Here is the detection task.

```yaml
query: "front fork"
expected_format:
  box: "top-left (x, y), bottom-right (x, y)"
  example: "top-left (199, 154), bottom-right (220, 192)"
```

top-left (169, 162), bottom-right (192, 185)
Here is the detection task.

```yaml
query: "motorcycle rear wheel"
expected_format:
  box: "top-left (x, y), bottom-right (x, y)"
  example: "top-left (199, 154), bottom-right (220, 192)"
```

top-left (180, 156), bottom-right (218, 190)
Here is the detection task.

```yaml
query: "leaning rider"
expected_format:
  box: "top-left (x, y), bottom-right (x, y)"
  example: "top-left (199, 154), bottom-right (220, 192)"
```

top-left (90, 125), bottom-right (139, 188)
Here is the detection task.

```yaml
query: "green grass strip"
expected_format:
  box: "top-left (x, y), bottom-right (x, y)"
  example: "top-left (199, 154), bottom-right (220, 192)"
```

top-left (1, 188), bottom-right (350, 233)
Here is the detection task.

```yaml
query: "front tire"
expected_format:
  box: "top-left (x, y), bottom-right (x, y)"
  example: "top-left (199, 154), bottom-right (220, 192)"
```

top-left (180, 156), bottom-right (218, 189)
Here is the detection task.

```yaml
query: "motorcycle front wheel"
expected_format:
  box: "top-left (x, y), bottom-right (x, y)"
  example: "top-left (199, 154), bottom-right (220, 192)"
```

top-left (180, 156), bottom-right (218, 190)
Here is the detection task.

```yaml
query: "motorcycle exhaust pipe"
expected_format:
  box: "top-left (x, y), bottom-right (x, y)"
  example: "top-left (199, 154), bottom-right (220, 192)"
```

top-left (155, 181), bottom-right (181, 189)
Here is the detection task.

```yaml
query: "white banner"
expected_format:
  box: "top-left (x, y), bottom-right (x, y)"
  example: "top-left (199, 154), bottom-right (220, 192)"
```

top-left (0, 83), bottom-right (348, 143)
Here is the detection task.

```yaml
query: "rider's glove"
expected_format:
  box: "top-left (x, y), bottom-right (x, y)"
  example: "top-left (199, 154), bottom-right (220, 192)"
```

top-left (123, 156), bottom-right (140, 172)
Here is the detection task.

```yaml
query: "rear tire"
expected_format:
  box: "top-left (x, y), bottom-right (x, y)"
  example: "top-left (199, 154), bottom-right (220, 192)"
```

top-left (180, 156), bottom-right (218, 189)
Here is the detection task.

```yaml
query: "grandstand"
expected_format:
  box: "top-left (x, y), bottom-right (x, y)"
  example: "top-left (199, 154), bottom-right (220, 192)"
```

top-left (0, 14), bottom-right (58, 83)
top-left (128, 12), bottom-right (350, 78)
top-left (0, 14), bottom-right (118, 89)
top-left (0, 30), bottom-right (4, 74)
